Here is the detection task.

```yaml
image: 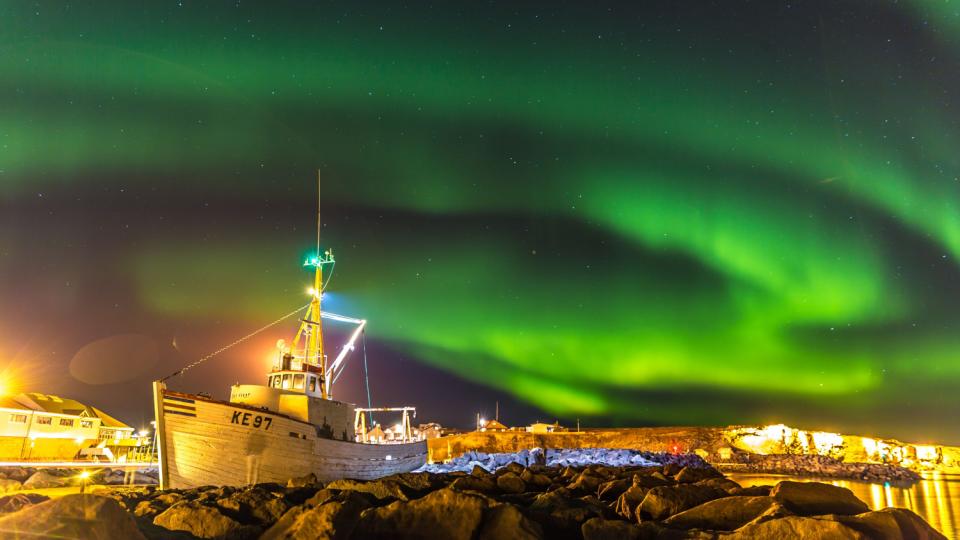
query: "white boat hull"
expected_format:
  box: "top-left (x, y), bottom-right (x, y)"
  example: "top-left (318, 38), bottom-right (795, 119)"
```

top-left (154, 385), bottom-right (427, 489)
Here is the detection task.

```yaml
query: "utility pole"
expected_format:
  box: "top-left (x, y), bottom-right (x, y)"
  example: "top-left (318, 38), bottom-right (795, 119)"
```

top-left (495, 401), bottom-right (499, 422)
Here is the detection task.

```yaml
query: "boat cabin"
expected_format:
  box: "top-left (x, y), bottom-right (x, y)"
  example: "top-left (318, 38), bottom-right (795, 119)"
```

top-left (266, 353), bottom-right (325, 398)
top-left (229, 351), bottom-right (355, 441)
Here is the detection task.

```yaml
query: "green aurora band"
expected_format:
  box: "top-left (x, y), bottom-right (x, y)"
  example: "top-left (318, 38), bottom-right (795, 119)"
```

top-left (2, 1), bottom-right (960, 440)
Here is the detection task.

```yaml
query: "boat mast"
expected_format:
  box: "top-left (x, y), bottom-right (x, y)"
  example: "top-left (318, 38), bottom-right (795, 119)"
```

top-left (291, 173), bottom-right (335, 398)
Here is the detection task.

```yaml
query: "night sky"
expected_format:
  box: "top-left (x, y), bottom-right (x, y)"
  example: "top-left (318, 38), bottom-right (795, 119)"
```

top-left (2, 1), bottom-right (960, 443)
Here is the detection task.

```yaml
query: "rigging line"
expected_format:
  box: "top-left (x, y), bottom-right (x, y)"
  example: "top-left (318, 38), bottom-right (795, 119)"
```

top-left (362, 330), bottom-right (374, 426)
top-left (160, 303), bottom-right (310, 382)
top-left (321, 260), bottom-right (335, 292)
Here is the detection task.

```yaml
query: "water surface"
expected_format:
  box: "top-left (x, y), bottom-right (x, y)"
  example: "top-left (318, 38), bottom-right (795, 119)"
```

top-left (727, 472), bottom-right (960, 539)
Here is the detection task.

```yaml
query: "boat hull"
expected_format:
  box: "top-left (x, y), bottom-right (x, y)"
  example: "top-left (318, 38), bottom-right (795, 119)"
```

top-left (154, 385), bottom-right (427, 489)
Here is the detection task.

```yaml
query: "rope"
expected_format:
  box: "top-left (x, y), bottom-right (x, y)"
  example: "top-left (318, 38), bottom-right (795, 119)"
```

top-left (321, 261), bottom-right (335, 292)
top-left (160, 303), bottom-right (310, 382)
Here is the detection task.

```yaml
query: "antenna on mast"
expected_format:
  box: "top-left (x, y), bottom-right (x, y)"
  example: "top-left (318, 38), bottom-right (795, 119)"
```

top-left (317, 169), bottom-right (320, 257)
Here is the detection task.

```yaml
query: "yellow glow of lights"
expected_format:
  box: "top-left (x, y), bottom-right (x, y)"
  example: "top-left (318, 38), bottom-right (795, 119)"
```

top-left (812, 431), bottom-right (844, 454)
top-left (78, 471), bottom-right (90, 479)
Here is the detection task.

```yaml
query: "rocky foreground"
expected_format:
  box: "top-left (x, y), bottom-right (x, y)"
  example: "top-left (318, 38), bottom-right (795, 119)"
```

top-left (716, 454), bottom-right (921, 485)
top-left (0, 466), bottom-right (158, 493)
top-left (0, 458), bottom-right (946, 539)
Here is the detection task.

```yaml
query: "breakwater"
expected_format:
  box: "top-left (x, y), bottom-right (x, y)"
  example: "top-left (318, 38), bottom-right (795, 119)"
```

top-left (0, 459), bottom-right (947, 539)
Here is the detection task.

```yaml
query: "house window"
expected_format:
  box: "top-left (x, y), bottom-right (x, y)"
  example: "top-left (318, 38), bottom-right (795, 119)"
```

top-left (36, 416), bottom-right (52, 425)
top-left (293, 374), bottom-right (305, 390)
top-left (9, 414), bottom-right (27, 424)
top-left (80, 420), bottom-right (94, 428)
top-left (59, 418), bottom-right (74, 427)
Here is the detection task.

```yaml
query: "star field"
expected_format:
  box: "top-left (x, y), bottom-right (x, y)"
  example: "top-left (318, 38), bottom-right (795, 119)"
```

top-left (1, 1), bottom-right (959, 441)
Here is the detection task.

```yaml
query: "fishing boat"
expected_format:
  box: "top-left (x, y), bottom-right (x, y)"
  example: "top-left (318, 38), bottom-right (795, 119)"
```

top-left (151, 188), bottom-right (427, 489)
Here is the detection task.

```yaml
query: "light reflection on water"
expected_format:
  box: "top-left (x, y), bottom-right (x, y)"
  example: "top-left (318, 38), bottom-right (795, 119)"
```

top-left (726, 472), bottom-right (960, 539)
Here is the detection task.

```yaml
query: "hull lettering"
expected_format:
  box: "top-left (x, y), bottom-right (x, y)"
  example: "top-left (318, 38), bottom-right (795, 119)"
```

top-left (230, 410), bottom-right (273, 430)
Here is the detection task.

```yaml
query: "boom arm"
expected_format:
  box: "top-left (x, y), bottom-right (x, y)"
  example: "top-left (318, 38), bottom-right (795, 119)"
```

top-left (320, 311), bottom-right (366, 398)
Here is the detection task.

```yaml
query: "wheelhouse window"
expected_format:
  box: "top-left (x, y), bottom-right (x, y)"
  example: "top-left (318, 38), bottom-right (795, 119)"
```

top-left (36, 416), bottom-right (52, 425)
top-left (281, 374), bottom-right (291, 389)
top-left (308, 376), bottom-right (316, 392)
top-left (293, 374), bottom-right (305, 390)
top-left (59, 418), bottom-right (74, 427)
top-left (9, 414), bottom-right (27, 423)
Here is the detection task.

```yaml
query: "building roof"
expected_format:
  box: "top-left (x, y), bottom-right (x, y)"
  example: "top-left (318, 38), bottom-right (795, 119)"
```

top-left (91, 407), bottom-right (133, 430)
top-left (14, 393), bottom-right (99, 417)
top-left (0, 396), bottom-right (25, 410)
top-left (482, 419), bottom-right (509, 430)
top-left (10, 393), bottom-right (132, 430)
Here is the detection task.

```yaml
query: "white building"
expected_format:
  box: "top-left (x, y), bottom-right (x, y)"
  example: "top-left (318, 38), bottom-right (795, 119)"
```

top-left (0, 393), bottom-right (138, 461)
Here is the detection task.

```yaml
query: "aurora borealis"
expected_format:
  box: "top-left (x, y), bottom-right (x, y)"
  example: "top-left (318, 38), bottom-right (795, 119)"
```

top-left (2, 1), bottom-right (960, 442)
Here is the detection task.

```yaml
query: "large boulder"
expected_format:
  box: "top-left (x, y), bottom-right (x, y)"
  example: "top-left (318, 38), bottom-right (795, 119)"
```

top-left (569, 472), bottom-right (604, 493)
top-left (730, 485), bottom-right (772, 497)
top-left (639, 484), bottom-right (726, 520)
top-left (528, 488), bottom-right (605, 533)
top-left (134, 499), bottom-right (167, 519)
top-left (581, 517), bottom-right (645, 540)
top-left (383, 472), bottom-right (436, 493)
top-left (286, 472), bottom-right (320, 488)
top-left (261, 491), bottom-right (370, 540)
top-left (695, 477), bottom-right (741, 494)
top-left (0, 479), bottom-right (21, 494)
top-left (477, 503), bottom-right (543, 540)
top-left (833, 508), bottom-right (947, 540)
top-left (89, 485), bottom-right (155, 511)
top-left (472, 465), bottom-right (493, 478)
top-left (22, 470), bottom-right (72, 489)
top-left (496, 472), bottom-right (526, 494)
top-left (598, 479), bottom-right (630, 501)
top-left (726, 515), bottom-right (871, 539)
top-left (770, 481), bottom-right (869, 516)
top-left (154, 501), bottom-right (243, 538)
top-left (521, 469), bottom-right (553, 489)
top-left (633, 473), bottom-right (673, 489)
top-left (0, 468), bottom-right (32, 483)
top-left (674, 467), bottom-right (724, 484)
top-left (216, 486), bottom-right (290, 524)
top-left (614, 486), bottom-right (648, 520)
top-left (327, 478), bottom-right (411, 501)
top-left (450, 475), bottom-right (497, 493)
top-left (662, 496), bottom-right (781, 531)
top-left (0, 493), bottom-right (145, 539)
top-left (355, 487), bottom-right (492, 540)
top-left (0, 493), bottom-right (49, 514)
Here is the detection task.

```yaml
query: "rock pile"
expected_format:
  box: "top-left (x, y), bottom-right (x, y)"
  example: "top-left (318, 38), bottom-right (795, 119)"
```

top-left (0, 466), bottom-right (159, 492)
top-left (418, 448), bottom-right (710, 474)
top-left (0, 461), bottom-right (943, 539)
top-left (719, 454), bottom-right (921, 485)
